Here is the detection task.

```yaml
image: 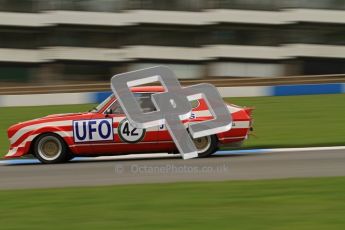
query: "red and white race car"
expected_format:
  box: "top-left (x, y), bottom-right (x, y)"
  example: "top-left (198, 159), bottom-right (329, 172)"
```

top-left (6, 86), bottom-right (253, 163)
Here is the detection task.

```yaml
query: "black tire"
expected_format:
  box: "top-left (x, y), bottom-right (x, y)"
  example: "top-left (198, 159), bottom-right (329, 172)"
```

top-left (33, 133), bottom-right (71, 164)
top-left (194, 135), bottom-right (218, 158)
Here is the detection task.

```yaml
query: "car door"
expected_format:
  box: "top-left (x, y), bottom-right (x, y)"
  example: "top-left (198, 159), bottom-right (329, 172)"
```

top-left (90, 93), bottom-right (161, 154)
top-left (155, 99), bottom-right (201, 152)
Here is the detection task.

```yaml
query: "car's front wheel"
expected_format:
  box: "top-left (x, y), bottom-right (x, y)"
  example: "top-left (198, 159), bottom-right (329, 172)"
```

top-left (34, 133), bottom-right (71, 164)
top-left (193, 135), bottom-right (218, 158)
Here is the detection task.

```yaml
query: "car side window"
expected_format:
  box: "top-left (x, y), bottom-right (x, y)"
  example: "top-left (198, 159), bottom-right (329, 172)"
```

top-left (135, 93), bottom-right (156, 112)
top-left (108, 100), bottom-right (124, 114)
top-left (107, 93), bottom-right (156, 115)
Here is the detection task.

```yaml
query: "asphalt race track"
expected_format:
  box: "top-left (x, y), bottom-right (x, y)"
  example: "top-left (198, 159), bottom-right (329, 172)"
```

top-left (0, 148), bottom-right (345, 190)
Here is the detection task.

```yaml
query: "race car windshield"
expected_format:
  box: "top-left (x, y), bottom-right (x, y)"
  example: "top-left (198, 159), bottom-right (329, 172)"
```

top-left (90, 94), bottom-right (114, 112)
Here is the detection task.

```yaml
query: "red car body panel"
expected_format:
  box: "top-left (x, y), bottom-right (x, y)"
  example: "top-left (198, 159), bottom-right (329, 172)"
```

top-left (5, 86), bottom-right (253, 159)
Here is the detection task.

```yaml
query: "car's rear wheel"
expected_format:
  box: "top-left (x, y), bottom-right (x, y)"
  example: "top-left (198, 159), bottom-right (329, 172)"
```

top-left (34, 133), bottom-right (71, 164)
top-left (193, 135), bottom-right (218, 158)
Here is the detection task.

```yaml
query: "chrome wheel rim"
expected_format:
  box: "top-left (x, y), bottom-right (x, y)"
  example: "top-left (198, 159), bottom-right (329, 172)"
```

top-left (193, 136), bottom-right (211, 153)
top-left (38, 136), bottom-right (62, 161)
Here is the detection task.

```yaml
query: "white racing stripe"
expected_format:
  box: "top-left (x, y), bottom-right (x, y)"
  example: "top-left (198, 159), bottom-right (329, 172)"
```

top-left (5, 149), bottom-right (18, 157)
top-left (10, 120), bottom-right (73, 144)
top-left (193, 110), bottom-right (211, 117)
top-left (227, 105), bottom-right (242, 113)
top-left (232, 121), bottom-right (250, 128)
top-left (6, 131), bottom-right (72, 157)
top-left (193, 107), bottom-right (242, 117)
top-left (6, 134), bottom-right (39, 157)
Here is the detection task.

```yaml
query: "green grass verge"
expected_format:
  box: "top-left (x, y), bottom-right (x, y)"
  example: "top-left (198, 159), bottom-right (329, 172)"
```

top-left (0, 177), bottom-right (345, 229)
top-left (225, 94), bottom-right (345, 149)
top-left (1, 94), bottom-right (345, 156)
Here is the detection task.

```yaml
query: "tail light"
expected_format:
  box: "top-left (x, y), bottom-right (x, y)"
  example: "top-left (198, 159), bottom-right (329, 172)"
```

top-left (245, 107), bottom-right (254, 132)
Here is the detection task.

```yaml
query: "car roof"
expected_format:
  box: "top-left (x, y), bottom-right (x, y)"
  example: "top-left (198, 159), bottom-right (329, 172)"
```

top-left (130, 86), bottom-right (164, 92)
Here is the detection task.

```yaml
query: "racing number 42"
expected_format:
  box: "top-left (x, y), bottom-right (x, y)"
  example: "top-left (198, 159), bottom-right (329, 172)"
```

top-left (118, 119), bottom-right (146, 143)
top-left (122, 122), bottom-right (139, 136)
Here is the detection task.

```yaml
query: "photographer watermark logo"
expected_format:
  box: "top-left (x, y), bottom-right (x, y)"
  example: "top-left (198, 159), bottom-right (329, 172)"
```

top-left (111, 66), bottom-right (232, 159)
